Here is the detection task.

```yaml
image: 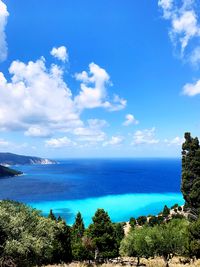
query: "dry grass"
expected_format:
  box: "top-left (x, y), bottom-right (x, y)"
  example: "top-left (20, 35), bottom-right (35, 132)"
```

top-left (43, 257), bottom-right (200, 267)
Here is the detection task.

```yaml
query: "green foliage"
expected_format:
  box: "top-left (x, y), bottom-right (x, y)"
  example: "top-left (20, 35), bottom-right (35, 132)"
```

top-left (162, 205), bottom-right (170, 217)
top-left (0, 200), bottom-right (72, 266)
top-left (137, 215), bottom-right (147, 226)
top-left (129, 217), bottom-right (136, 228)
top-left (113, 223), bottom-right (125, 250)
top-left (171, 203), bottom-right (178, 209)
top-left (181, 132), bottom-right (200, 217)
top-left (148, 216), bottom-right (159, 226)
top-left (120, 219), bottom-right (189, 266)
top-left (87, 208), bottom-right (118, 260)
top-left (188, 217), bottom-right (200, 258)
top-left (72, 212), bottom-right (85, 242)
top-left (71, 212), bottom-right (87, 261)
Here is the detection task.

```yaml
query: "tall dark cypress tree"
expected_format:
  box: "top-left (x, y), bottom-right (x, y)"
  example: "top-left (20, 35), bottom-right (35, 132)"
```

top-left (181, 132), bottom-right (200, 218)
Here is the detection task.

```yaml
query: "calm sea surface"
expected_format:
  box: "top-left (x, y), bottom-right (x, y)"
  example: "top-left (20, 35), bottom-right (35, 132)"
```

top-left (0, 158), bottom-right (184, 225)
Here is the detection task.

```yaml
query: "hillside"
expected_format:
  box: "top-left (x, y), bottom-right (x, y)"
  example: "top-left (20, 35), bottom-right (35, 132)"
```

top-left (0, 152), bottom-right (56, 165)
top-left (0, 165), bottom-right (22, 177)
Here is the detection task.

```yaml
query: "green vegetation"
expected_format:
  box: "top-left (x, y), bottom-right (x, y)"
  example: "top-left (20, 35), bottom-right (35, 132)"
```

top-left (181, 132), bottom-right (200, 218)
top-left (120, 219), bottom-right (189, 267)
top-left (0, 165), bottom-right (22, 177)
top-left (0, 200), bottom-right (72, 266)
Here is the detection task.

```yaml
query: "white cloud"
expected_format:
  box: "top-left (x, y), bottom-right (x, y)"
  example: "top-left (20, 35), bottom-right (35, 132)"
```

top-left (0, 58), bottom-right (82, 133)
top-left (182, 79), bottom-right (200, 96)
top-left (45, 136), bottom-right (76, 148)
top-left (0, 47), bottom-right (127, 147)
top-left (24, 126), bottom-right (51, 137)
top-left (103, 136), bottom-right (124, 146)
top-left (123, 114), bottom-right (139, 126)
top-left (158, 0), bottom-right (173, 19)
top-left (132, 128), bottom-right (159, 145)
top-left (158, 0), bottom-right (200, 56)
top-left (164, 136), bottom-right (184, 145)
top-left (73, 119), bottom-right (107, 143)
top-left (74, 63), bottom-right (126, 111)
top-left (0, 0), bottom-right (9, 62)
top-left (50, 46), bottom-right (68, 62)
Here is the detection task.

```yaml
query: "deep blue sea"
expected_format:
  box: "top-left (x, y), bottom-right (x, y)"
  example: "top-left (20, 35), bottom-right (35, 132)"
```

top-left (0, 158), bottom-right (184, 226)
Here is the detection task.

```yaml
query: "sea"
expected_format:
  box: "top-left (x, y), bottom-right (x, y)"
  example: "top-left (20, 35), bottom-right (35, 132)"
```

top-left (0, 158), bottom-right (184, 226)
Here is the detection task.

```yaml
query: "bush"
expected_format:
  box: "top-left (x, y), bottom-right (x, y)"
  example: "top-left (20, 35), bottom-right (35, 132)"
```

top-left (137, 216), bottom-right (147, 226)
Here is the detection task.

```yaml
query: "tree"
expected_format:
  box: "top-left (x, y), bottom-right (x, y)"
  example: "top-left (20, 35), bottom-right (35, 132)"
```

top-left (129, 217), bottom-right (136, 228)
top-left (0, 200), bottom-right (72, 266)
top-left (48, 209), bottom-right (57, 221)
top-left (120, 219), bottom-right (189, 267)
top-left (137, 216), bottom-right (147, 226)
top-left (188, 217), bottom-right (200, 258)
top-left (72, 212), bottom-right (85, 242)
top-left (181, 132), bottom-right (200, 218)
top-left (71, 212), bottom-right (86, 261)
top-left (87, 209), bottom-right (118, 261)
top-left (148, 216), bottom-right (159, 227)
top-left (162, 205), bottom-right (170, 218)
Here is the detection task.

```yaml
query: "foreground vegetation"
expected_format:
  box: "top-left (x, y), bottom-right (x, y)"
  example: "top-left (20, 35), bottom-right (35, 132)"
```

top-left (0, 132), bottom-right (200, 267)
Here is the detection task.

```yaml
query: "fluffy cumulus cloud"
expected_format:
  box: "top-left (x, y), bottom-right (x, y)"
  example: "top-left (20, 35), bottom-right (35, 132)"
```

top-left (132, 128), bottom-right (159, 145)
top-left (158, 0), bottom-right (200, 56)
top-left (103, 136), bottom-right (124, 146)
top-left (182, 79), bottom-right (200, 96)
top-left (45, 136), bottom-right (76, 148)
top-left (0, 58), bottom-right (82, 136)
top-left (74, 63), bottom-right (126, 111)
top-left (0, 0), bottom-right (9, 62)
top-left (50, 46), bottom-right (69, 62)
top-left (123, 114), bottom-right (139, 126)
top-left (0, 50), bottom-right (127, 141)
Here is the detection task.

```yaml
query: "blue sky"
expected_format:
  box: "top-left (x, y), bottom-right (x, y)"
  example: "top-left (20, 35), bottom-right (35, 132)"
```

top-left (0, 0), bottom-right (199, 158)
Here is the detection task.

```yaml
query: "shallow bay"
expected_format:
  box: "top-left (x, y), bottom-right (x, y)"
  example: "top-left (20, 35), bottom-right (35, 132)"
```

top-left (0, 158), bottom-right (184, 225)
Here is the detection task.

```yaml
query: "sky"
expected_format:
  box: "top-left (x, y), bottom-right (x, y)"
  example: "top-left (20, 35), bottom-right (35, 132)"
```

top-left (0, 0), bottom-right (200, 158)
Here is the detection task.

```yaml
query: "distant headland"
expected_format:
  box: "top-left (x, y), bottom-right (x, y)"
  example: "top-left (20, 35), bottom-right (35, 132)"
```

top-left (0, 152), bottom-right (57, 166)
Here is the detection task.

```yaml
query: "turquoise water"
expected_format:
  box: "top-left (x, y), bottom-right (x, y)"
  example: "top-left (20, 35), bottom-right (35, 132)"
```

top-left (29, 193), bottom-right (183, 226)
top-left (0, 159), bottom-right (184, 226)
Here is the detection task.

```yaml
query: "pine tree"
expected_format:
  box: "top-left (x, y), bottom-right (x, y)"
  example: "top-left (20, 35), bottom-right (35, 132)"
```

top-left (88, 208), bottom-right (118, 261)
top-left (72, 212), bottom-right (85, 241)
top-left (71, 212), bottom-right (87, 261)
top-left (181, 132), bottom-right (200, 218)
